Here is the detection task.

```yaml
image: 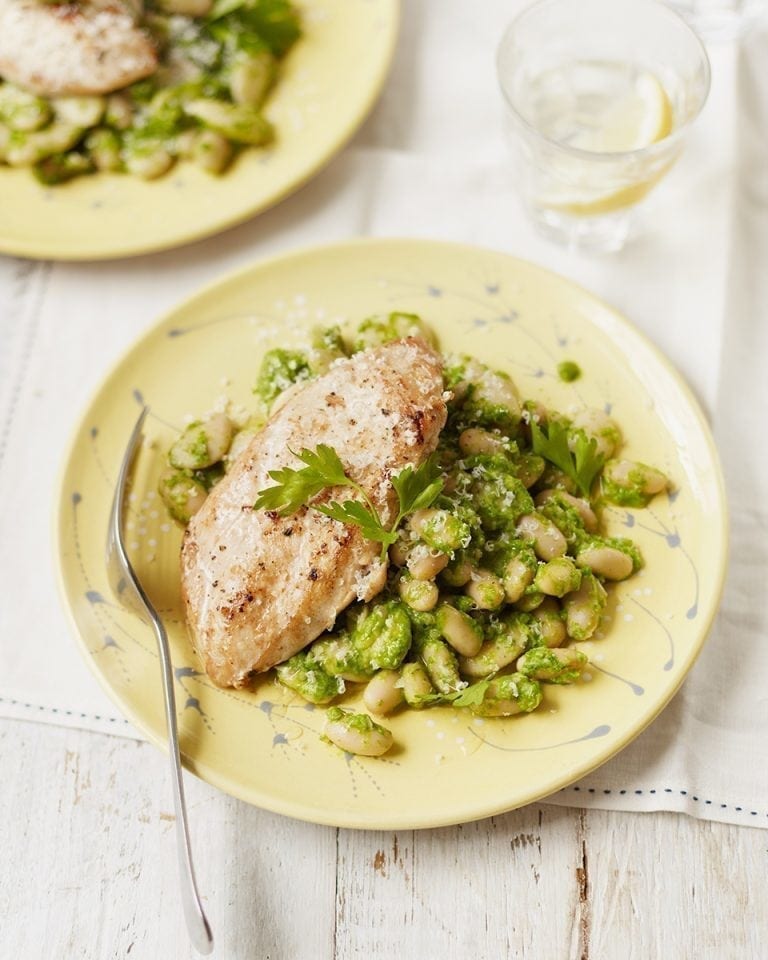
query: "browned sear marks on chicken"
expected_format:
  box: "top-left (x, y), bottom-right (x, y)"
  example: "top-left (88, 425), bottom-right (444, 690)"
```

top-left (181, 338), bottom-right (447, 688)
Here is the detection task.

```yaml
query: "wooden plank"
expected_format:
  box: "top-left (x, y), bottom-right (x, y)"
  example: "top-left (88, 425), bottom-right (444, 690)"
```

top-left (335, 805), bottom-right (584, 960)
top-left (2, 718), bottom-right (767, 959)
top-left (0, 720), bottom-right (337, 959)
top-left (585, 809), bottom-right (768, 960)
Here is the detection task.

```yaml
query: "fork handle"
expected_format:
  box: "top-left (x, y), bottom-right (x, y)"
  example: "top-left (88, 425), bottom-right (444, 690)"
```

top-left (151, 614), bottom-right (214, 955)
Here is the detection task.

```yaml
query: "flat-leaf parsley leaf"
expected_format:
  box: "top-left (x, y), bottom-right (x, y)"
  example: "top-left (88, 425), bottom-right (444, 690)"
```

top-left (530, 420), bottom-right (604, 498)
top-left (391, 455), bottom-right (444, 515)
top-left (253, 444), bottom-right (353, 515)
top-left (254, 447), bottom-right (444, 561)
top-left (417, 679), bottom-right (492, 708)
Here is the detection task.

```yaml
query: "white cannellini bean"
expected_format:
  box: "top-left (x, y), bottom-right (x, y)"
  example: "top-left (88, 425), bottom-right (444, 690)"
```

top-left (202, 412), bottom-right (234, 463)
top-left (106, 94), bottom-right (134, 130)
top-left (363, 671), bottom-right (404, 715)
top-left (604, 459), bottom-right (668, 495)
top-left (125, 147), bottom-right (175, 180)
top-left (407, 509), bottom-right (436, 536)
top-left (53, 95), bottom-right (106, 127)
top-left (4, 122), bottom-right (81, 165)
top-left (535, 489), bottom-right (598, 533)
top-left (502, 556), bottom-right (535, 602)
top-left (229, 50), bottom-right (274, 106)
top-left (407, 544), bottom-right (449, 581)
top-left (516, 514), bottom-right (567, 560)
top-left (170, 413), bottom-right (234, 471)
top-left (401, 662), bottom-right (434, 706)
top-left (563, 576), bottom-right (607, 642)
top-left (191, 129), bottom-right (232, 175)
top-left (436, 605), bottom-right (482, 657)
top-left (440, 559), bottom-right (472, 587)
top-left (458, 427), bottom-right (507, 456)
top-left (388, 539), bottom-right (411, 567)
top-left (398, 575), bottom-right (439, 612)
top-left (516, 647), bottom-right (587, 681)
top-left (465, 569), bottom-right (505, 610)
top-left (477, 370), bottom-right (521, 417)
top-left (459, 627), bottom-right (528, 678)
top-left (324, 716), bottom-right (393, 757)
top-left (531, 597), bottom-right (567, 648)
top-left (570, 408), bottom-right (622, 458)
top-left (534, 556), bottom-right (581, 597)
top-left (576, 545), bottom-right (633, 581)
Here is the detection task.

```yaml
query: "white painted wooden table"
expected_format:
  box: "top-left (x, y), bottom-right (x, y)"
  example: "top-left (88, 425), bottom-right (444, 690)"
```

top-left (1, 718), bottom-right (765, 959)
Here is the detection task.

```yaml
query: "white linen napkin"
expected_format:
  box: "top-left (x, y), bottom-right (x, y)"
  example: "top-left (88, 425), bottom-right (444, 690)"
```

top-left (544, 28), bottom-right (768, 826)
top-left (1, 1), bottom-right (765, 828)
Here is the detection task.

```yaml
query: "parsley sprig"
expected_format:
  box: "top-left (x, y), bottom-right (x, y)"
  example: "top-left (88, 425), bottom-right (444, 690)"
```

top-left (530, 420), bottom-right (604, 498)
top-left (418, 679), bottom-right (492, 708)
top-left (254, 444), bottom-right (444, 561)
top-left (450, 678), bottom-right (492, 707)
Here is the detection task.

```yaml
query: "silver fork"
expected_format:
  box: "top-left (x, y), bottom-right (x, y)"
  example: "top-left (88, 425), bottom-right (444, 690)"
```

top-left (106, 406), bottom-right (214, 955)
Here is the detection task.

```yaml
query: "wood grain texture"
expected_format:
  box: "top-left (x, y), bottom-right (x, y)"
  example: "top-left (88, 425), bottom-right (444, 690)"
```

top-left (1, 719), bottom-right (765, 960)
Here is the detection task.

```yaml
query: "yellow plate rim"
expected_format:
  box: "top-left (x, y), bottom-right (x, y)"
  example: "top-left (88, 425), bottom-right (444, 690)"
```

top-left (0, 2), bottom-right (400, 262)
top-left (53, 236), bottom-right (729, 828)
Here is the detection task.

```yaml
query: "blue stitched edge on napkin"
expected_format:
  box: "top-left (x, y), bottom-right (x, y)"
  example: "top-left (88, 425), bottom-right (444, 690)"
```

top-left (0, 695), bottom-right (130, 726)
top-left (562, 785), bottom-right (766, 819)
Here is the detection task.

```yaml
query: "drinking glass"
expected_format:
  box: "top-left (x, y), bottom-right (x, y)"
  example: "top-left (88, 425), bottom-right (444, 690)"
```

top-left (666, 0), bottom-right (767, 41)
top-left (496, 0), bottom-right (711, 253)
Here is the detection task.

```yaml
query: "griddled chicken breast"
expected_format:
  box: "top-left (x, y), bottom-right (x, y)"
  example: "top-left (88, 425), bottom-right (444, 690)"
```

top-left (181, 338), bottom-right (447, 688)
top-left (0, 0), bottom-right (157, 97)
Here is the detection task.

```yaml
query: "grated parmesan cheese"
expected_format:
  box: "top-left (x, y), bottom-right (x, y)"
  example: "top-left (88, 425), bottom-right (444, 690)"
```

top-left (0, 0), bottom-right (157, 97)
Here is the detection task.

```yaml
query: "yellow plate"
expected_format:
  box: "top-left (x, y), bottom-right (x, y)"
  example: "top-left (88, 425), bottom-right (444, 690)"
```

top-left (55, 238), bottom-right (728, 829)
top-left (0, 0), bottom-right (398, 261)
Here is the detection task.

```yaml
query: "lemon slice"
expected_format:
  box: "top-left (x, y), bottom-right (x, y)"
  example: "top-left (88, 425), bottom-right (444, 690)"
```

top-left (571, 71), bottom-right (674, 154)
top-left (542, 71), bottom-right (675, 216)
top-left (546, 163), bottom-right (674, 217)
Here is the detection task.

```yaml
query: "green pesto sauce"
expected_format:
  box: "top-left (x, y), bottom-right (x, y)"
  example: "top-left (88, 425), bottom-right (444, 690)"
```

top-left (486, 673), bottom-right (542, 712)
top-left (352, 602), bottom-right (411, 672)
top-left (185, 425), bottom-right (210, 465)
top-left (254, 348), bottom-right (311, 406)
top-left (3, 1), bottom-right (301, 184)
top-left (557, 361), bottom-right (582, 383)
top-left (519, 647), bottom-right (586, 684)
top-left (160, 310), bottom-right (666, 749)
top-left (275, 652), bottom-right (343, 703)
top-left (459, 396), bottom-right (518, 433)
top-left (159, 472), bottom-right (205, 524)
top-left (326, 707), bottom-right (388, 737)
top-left (465, 453), bottom-right (535, 531)
top-left (537, 493), bottom-right (588, 544)
top-left (311, 324), bottom-right (346, 354)
top-left (352, 311), bottom-right (432, 353)
top-left (604, 536), bottom-right (644, 571)
top-left (307, 634), bottom-right (364, 679)
top-left (601, 476), bottom-right (653, 508)
top-left (306, 602), bottom-right (412, 679)
top-left (419, 511), bottom-right (470, 553)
